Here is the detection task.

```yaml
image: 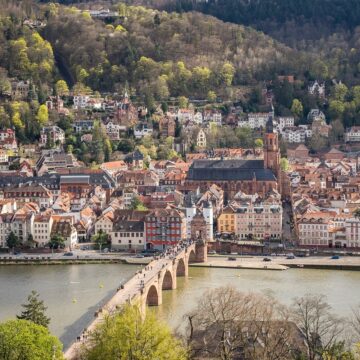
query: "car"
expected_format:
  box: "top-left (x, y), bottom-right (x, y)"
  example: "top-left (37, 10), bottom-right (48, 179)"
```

top-left (208, 250), bottom-right (217, 255)
top-left (270, 253), bottom-right (277, 257)
top-left (103, 248), bottom-right (109, 253)
top-left (263, 257), bottom-right (271, 262)
top-left (286, 255), bottom-right (295, 259)
top-left (228, 257), bottom-right (236, 261)
top-left (63, 252), bottom-right (73, 256)
top-left (331, 255), bottom-right (340, 260)
top-left (135, 254), bottom-right (144, 258)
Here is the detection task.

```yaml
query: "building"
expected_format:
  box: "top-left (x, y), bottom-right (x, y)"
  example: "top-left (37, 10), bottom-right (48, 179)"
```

top-left (134, 123), bottom-right (153, 139)
top-left (287, 144), bottom-right (310, 160)
top-left (196, 129), bottom-right (207, 149)
top-left (4, 184), bottom-right (53, 208)
top-left (40, 126), bottom-right (65, 147)
top-left (94, 211), bottom-right (114, 235)
top-left (345, 127), bottom-right (360, 142)
top-left (217, 206), bottom-right (236, 234)
top-left (73, 95), bottom-right (90, 109)
top-left (0, 214), bottom-right (14, 247)
top-left (159, 116), bottom-right (176, 138)
top-left (11, 80), bottom-right (30, 100)
top-left (33, 215), bottom-right (53, 247)
top-left (0, 129), bottom-right (18, 151)
top-left (11, 213), bottom-right (35, 244)
top-left (308, 80), bottom-right (326, 98)
top-left (232, 190), bottom-right (282, 240)
top-left (145, 209), bottom-right (186, 250)
top-left (59, 175), bottom-right (92, 211)
top-left (345, 218), bottom-right (360, 248)
top-left (73, 120), bottom-right (94, 133)
top-left (51, 219), bottom-right (77, 249)
top-left (111, 209), bottom-right (149, 251)
top-left (186, 117), bottom-right (280, 200)
top-left (36, 152), bottom-right (78, 176)
top-left (277, 117), bottom-right (295, 131)
top-left (185, 199), bottom-right (213, 241)
top-left (105, 121), bottom-right (124, 141)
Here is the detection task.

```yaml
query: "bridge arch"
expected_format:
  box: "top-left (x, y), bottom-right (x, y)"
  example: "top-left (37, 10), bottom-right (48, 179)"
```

top-left (176, 258), bottom-right (186, 277)
top-left (188, 248), bottom-right (196, 264)
top-left (146, 284), bottom-right (159, 306)
top-left (161, 270), bottom-right (174, 290)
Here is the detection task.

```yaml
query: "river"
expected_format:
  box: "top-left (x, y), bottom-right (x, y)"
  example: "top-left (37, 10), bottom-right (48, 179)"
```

top-left (1, 264), bottom-right (360, 349)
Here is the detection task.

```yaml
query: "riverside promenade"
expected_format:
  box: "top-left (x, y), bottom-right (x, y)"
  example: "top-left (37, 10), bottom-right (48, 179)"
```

top-left (64, 240), bottom-right (207, 359)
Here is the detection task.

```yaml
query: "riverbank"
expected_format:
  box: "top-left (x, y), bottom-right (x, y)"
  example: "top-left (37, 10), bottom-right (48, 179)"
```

top-left (198, 255), bottom-right (360, 271)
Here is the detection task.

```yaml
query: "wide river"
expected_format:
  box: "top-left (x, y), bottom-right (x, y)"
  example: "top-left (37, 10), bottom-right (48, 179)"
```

top-left (1, 264), bottom-right (360, 349)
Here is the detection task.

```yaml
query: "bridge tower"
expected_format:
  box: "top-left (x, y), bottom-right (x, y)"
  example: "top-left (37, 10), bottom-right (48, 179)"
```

top-left (190, 213), bottom-right (208, 263)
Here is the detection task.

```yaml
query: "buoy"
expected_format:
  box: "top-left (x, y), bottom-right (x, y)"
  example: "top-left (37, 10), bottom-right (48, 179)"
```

top-left (72, 298), bottom-right (77, 303)
top-left (99, 283), bottom-right (104, 288)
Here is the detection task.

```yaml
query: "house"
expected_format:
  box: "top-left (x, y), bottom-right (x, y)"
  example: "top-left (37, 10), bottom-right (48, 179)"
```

top-left (10, 80), bottom-right (30, 100)
top-left (194, 111), bottom-right (203, 124)
top-left (324, 148), bottom-right (345, 161)
top-left (46, 96), bottom-right (67, 115)
top-left (4, 184), bottom-right (53, 208)
top-left (100, 161), bottom-right (128, 177)
top-left (308, 80), bottom-right (326, 98)
top-left (311, 118), bottom-right (331, 138)
top-left (11, 212), bottom-right (35, 245)
top-left (248, 113), bottom-right (271, 129)
top-left (287, 144), bottom-right (310, 160)
top-left (159, 116), bottom-right (176, 138)
top-left (0, 129), bottom-right (18, 151)
top-left (73, 95), bottom-right (90, 109)
top-left (307, 109), bottom-right (325, 122)
top-left (196, 129), bottom-right (207, 149)
top-left (36, 152), bottom-right (78, 176)
top-left (116, 93), bottom-right (138, 127)
top-left (105, 121), bottom-right (125, 141)
top-left (33, 214), bottom-right (53, 247)
top-left (40, 126), bottom-right (65, 147)
top-left (277, 117), bottom-right (295, 131)
top-left (203, 109), bottom-right (222, 125)
top-left (124, 150), bottom-right (144, 170)
top-left (282, 126), bottom-right (312, 143)
top-left (345, 126), bottom-right (360, 142)
top-left (111, 209), bottom-right (150, 251)
top-left (73, 120), bottom-right (94, 133)
top-left (94, 211), bottom-right (114, 235)
top-left (177, 109), bottom-right (194, 122)
top-left (51, 219), bottom-right (77, 249)
top-left (134, 123), bottom-right (153, 139)
top-left (0, 214), bottom-right (13, 247)
top-left (144, 208), bottom-right (186, 250)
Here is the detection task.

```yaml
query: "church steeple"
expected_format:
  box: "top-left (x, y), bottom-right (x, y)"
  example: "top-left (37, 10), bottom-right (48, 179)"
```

top-left (264, 114), bottom-right (280, 180)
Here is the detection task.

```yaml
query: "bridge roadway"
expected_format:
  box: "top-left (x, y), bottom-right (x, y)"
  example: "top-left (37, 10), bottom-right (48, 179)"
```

top-left (64, 240), bottom-right (205, 359)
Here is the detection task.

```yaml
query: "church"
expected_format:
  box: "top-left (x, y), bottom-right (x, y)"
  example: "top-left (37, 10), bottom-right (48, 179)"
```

top-left (186, 116), bottom-right (282, 201)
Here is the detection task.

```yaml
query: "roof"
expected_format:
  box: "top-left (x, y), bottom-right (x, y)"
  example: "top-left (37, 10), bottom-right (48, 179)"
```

top-left (187, 160), bottom-right (276, 182)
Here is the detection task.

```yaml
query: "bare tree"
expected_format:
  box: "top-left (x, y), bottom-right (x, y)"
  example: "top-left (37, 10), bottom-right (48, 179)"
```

top-left (186, 286), bottom-right (302, 360)
top-left (291, 294), bottom-right (345, 360)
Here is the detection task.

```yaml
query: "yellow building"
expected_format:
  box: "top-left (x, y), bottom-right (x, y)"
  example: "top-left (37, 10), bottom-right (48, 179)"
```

top-left (217, 206), bottom-right (235, 234)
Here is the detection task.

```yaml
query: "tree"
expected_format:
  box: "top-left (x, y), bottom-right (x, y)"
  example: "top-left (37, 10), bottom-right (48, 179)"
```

top-left (333, 83), bottom-right (348, 102)
top-left (49, 234), bottom-right (65, 249)
top-left (36, 104), bottom-right (49, 126)
top-left (178, 96), bottom-right (188, 108)
top-left (353, 208), bottom-right (360, 220)
top-left (55, 80), bottom-right (69, 96)
top-left (17, 291), bottom-right (50, 328)
top-left (330, 119), bottom-right (344, 142)
top-left (291, 99), bottom-right (303, 120)
top-left (187, 286), bottom-right (296, 360)
top-left (254, 138), bottom-right (263, 148)
top-left (118, 139), bottom-right (135, 153)
top-left (6, 231), bottom-right (20, 250)
top-left (329, 100), bottom-right (345, 119)
top-left (130, 196), bottom-right (148, 211)
top-left (280, 157), bottom-right (290, 171)
top-left (220, 62), bottom-right (235, 87)
top-left (0, 319), bottom-right (63, 360)
top-left (207, 90), bottom-right (217, 102)
top-left (92, 230), bottom-right (109, 251)
top-left (291, 294), bottom-right (345, 360)
top-left (80, 304), bottom-right (187, 360)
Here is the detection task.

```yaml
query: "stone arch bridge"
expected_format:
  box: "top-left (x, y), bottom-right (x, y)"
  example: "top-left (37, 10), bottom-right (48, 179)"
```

top-left (65, 240), bottom-right (207, 359)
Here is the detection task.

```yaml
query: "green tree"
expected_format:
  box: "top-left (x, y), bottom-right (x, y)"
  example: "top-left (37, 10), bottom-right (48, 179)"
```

top-left (280, 157), bottom-right (290, 171)
top-left (254, 138), bottom-right (263, 148)
top-left (291, 99), bottom-right (303, 120)
top-left (333, 83), bottom-right (348, 102)
top-left (36, 104), bottom-right (49, 126)
top-left (55, 80), bottom-right (69, 97)
top-left (0, 319), bottom-right (63, 360)
top-left (49, 234), bottom-right (65, 249)
top-left (329, 100), bottom-right (345, 119)
top-left (130, 196), bottom-right (148, 211)
top-left (17, 291), bottom-right (50, 328)
top-left (6, 231), bottom-right (20, 250)
top-left (207, 90), bottom-right (217, 102)
top-left (92, 230), bottom-right (109, 251)
top-left (220, 62), bottom-right (235, 86)
top-left (80, 304), bottom-right (187, 360)
top-left (354, 208), bottom-right (360, 219)
top-left (178, 96), bottom-right (188, 109)
top-left (118, 139), bottom-right (135, 153)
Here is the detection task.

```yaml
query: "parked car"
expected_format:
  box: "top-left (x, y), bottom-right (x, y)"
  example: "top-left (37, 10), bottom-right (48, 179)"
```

top-left (208, 250), bottom-right (217, 255)
top-left (63, 252), bottom-right (73, 256)
top-left (331, 255), bottom-right (340, 260)
top-left (263, 257), bottom-right (271, 262)
top-left (135, 254), bottom-right (144, 258)
top-left (286, 255), bottom-right (295, 259)
top-left (228, 257), bottom-right (236, 261)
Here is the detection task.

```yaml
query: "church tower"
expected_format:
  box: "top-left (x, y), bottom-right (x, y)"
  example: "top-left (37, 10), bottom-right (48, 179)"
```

top-left (263, 115), bottom-right (280, 180)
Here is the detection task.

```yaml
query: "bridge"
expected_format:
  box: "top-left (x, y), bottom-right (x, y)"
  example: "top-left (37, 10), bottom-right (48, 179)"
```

top-left (64, 239), bottom-right (207, 359)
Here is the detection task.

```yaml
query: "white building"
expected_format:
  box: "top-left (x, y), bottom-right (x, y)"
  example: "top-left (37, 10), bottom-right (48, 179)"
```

top-left (33, 215), bottom-right (53, 247)
top-left (134, 123), bottom-right (153, 139)
top-left (308, 80), bottom-right (326, 98)
top-left (277, 117), bottom-right (295, 131)
top-left (73, 95), bottom-right (90, 109)
top-left (185, 200), bottom-right (213, 241)
top-left (345, 127), bottom-right (360, 142)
